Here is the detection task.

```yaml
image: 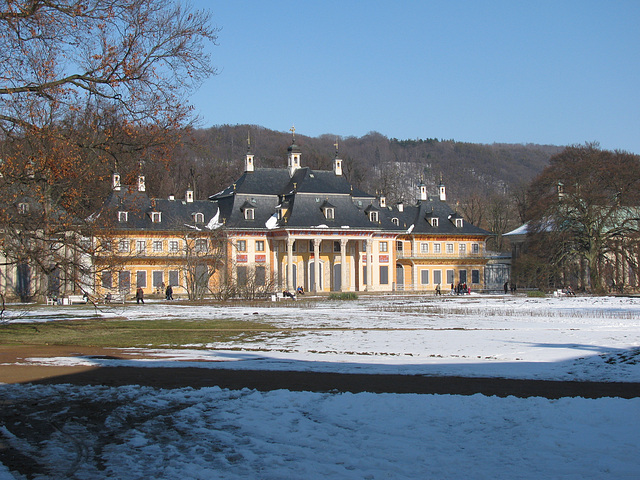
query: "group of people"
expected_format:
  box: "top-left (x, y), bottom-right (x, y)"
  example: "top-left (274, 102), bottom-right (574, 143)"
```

top-left (133, 284), bottom-right (173, 304)
top-left (503, 281), bottom-right (517, 294)
top-left (434, 283), bottom-right (470, 295)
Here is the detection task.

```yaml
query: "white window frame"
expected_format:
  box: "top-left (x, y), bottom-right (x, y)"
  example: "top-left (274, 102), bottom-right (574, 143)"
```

top-left (446, 243), bottom-right (454, 254)
top-left (244, 208), bottom-right (255, 220)
top-left (431, 217), bottom-right (439, 227)
top-left (379, 241), bottom-right (388, 252)
top-left (420, 242), bottom-right (429, 254)
top-left (153, 240), bottom-right (163, 252)
top-left (118, 239), bottom-right (130, 252)
top-left (151, 212), bottom-right (162, 223)
top-left (136, 240), bottom-right (146, 254)
top-left (237, 240), bottom-right (247, 252)
top-left (472, 243), bottom-right (480, 254)
top-left (169, 240), bottom-right (180, 253)
top-left (118, 211), bottom-right (128, 222)
top-left (434, 243), bottom-right (441, 254)
top-left (369, 211), bottom-right (379, 222)
top-left (324, 207), bottom-right (334, 220)
top-left (255, 240), bottom-right (265, 252)
top-left (193, 212), bottom-right (204, 223)
top-left (459, 243), bottom-right (466, 254)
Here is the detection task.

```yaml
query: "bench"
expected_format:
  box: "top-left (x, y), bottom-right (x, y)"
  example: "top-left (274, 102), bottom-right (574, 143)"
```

top-left (103, 293), bottom-right (126, 304)
top-left (271, 292), bottom-right (296, 301)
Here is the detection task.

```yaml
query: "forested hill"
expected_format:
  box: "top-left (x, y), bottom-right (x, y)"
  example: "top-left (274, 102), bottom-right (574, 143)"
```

top-left (152, 125), bottom-right (563, 207)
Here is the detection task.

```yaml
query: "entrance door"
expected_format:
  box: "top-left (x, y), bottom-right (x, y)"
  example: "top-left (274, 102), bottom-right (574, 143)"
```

top-left (396, 264), bottom-right (404, 290)
top-left (310, 262), bottom-right (323, 291)
top-left (333, 263), bottom-right (342, 291)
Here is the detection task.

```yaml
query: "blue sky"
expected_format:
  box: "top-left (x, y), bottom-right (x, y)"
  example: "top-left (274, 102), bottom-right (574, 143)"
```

top-left (189, 1), bottom-right (640, 153)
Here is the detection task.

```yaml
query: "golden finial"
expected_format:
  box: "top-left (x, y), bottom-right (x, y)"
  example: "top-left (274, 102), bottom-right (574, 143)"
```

top-left (289, 125), bottom-right (296, 143)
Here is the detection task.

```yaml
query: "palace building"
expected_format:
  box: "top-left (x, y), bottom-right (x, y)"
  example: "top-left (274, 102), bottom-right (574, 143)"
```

top-left (93, 136), bottom-right (492, 299)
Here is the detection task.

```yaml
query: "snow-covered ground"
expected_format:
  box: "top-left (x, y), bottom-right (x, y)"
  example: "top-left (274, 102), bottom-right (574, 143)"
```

top-left (1, 294), bottom-right (639, 479)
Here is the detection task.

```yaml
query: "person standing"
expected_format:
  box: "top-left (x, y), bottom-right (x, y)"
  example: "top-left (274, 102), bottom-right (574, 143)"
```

top-left (165, 284), bottom-right (173, 300)
top-left (136, 286), bottom-right (144, 304)
top-left (504, 281), bottom-right (509, 294)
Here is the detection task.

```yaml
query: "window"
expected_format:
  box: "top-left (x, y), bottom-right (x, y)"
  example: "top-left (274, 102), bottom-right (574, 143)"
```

top-left (118, 239), bottom-right (129, 252)
top-left (244, 208), bottom-right (254, 220)
top-left (420, 243), bottom-right (429, 254)
top-left (333, 241), bottom-right (341, 253)
top-left (392, 217), bottom-right (399, 226)
top-left (472, 243), bottom-right (479, 254)
top-left (102, 240), bottom-right (112, 252)
top-left (136, 240), bottom-right (146, 254)
top-left (153, 240), bottom-right (163, 252)
top-left (421, 270), bottom-right (429, 285)
top-left (379, 265), bottom-right (389, 284)
top-left (18, 202), bottom-right (29, 214)
top-left (169, 270), bottom-right (179, 287)
top-left (153, 271), bottom-right (164, 288)
top-left (118, 211), bottom-right (128, 222)
top-left (455, 218), bottom-right (463, 228)
top-left (255, 240), bottom-right (265, 252)
top-left (237, 265), bottom-right (247, 286)
top-left (459, 244), bottom-right (466, 254)
top-left (472, 269), bottom-right (480, 284)
top-left (380, 241), bottom-right (388, 252)
top-left (369, 211), bottom-right (378, 222)
top-left (446, 269), bottom-right (454, 284)
top-left (195, 239), bottom-right (208, 252)
top-left (101, 271), bottom-right (113, 289)
top-left (193, 212), bottom-right (204, 223)
top-left (169, 240), bottom-right (180, 253)
top-left (396, 241), bottom-right (403, 252)
top-left (119, 271), bottom-right (131, 292)
top-left (255, 265), bottom-right (266, 286)
top-left (136, 271), bottom-right (147, 288)
top-left (433, 270), bottom-right (442, 285)
top-left (431, 218), bottom-right (439, 227)
top-left (151, 212), bottom-right (162, 223)
top-left (324, 207), bottom-right (334, 220)
top-left (459, 270), bottom-right (467, 284)
top-left (446, 243), bottom-right (454, 254)
top-left (237, 240), bottom-right (247, 252)
top-left (434, 243), bottom-right (441, 254)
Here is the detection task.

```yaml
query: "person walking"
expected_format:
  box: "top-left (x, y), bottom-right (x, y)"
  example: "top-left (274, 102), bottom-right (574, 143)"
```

top-left (165, 284), bottom-right (173, 300)
top-left (136, 287), bottom-right (144, 304)
top-left (435, 283), bottom-right (441, 296)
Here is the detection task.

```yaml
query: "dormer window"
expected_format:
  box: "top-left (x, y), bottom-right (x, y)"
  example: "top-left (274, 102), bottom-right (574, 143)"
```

top-left (151, 212), bottom-right (162, 223)
top-left (392, 217), bottom-right (399, 226)
top-left (18, 202), bottom-right (29, 214)
top-left (118, 211), bottom-right (128, 222)
top-left (369, 211), bottom-right (379, 222)
top-left (455, 218), bottom-right (463, 228)
top-left (192, 212), bottom-right (204, 223)
top-left (244, 208), bottom-right (255, 220)
top-left (431, 217), bottom-right (439, 227)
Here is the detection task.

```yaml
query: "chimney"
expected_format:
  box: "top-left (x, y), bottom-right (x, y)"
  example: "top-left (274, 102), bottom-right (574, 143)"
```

top-left (379, 195), bottom-right (386, 208)
top-left (186, 188), bottom-right (194, 203)
top-left (137, 173), bottom-right (146, 192)
top-left (397, 201), bottom-right (404, 212)
top-left (333, 157), bottom-right (342, 176)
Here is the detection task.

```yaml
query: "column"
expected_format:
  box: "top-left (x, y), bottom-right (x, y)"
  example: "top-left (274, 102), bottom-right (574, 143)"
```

top-left (313, 238), bottom-right (321, 293)
top-left (365, 238), bottom-right (372, 291)
top-left (287, 236), bottom-right (294, 291)
top-left (340, 238), bottom-right (348, 292)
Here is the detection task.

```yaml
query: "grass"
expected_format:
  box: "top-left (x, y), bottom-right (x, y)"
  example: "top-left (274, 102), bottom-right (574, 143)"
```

top-left (0, 318), bottom-right (281, 349)
top-left (328, 292), bottom-right (359, 300)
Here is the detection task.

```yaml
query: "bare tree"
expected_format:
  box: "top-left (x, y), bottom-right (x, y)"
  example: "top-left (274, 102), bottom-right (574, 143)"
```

top-left (523, 144), bottom-right (640, 293)
top-left (0, 0), bottom-right (218, 300)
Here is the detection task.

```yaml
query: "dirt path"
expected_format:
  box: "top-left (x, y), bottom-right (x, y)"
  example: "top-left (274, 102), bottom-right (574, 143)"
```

top-left (1, 345), bottom-right (639, 399)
